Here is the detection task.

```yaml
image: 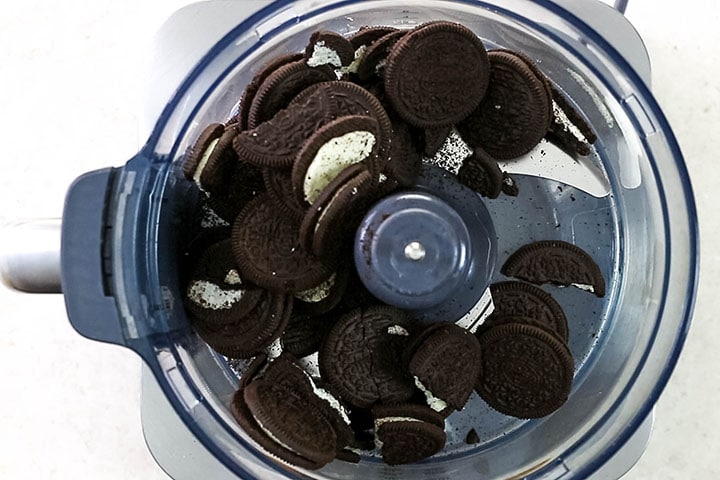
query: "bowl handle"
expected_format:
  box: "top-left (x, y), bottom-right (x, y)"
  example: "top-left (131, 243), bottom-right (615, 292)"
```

top-left (60, 167), bottom-right (128, 346)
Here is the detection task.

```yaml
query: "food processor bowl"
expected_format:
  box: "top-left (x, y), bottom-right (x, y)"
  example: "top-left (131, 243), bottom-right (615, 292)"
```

top-left (15, 0), bottom-right (698, 478)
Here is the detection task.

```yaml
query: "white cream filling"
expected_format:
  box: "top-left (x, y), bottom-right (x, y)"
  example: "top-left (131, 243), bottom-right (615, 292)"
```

top-left (313, 384), bottom-right (352, 426)
top-left (374, 416), bottom-right (421, 429)
top-left (307, 41), bottom-right (343, 68)
top-left (224, 269), bottom-right (242, 285)
top-left (297, 352), bottom-right (320, 378)
top-left (422, 129), bottom-right (472, 175)
top-left (301, 370), bottom-right (351, 426)
top-left (552, 100), bottom-right (588, 143)
top-left (571, 282), bottom-right (596, 293)
top-left (342, 45), bottom-right (366, 75)
top-left (294, 273), bottom-right (336, 303)
top-left (313, 184), bottom-right (346, 234)
top-left (303, 131), bottom-right (376, 204)
top-left (455, 286), bottom-right (494, 334)
top-left (374, 58), bottom-right (387, 75)
top-left (255, 415), bottom-right (305, 456)
top-left (414, 376), bottom-right (448, 413)
top-left (387, 325), bottom-right (409, 336)
top-left (187, 280), bottom-right (244, 310)
top-left (263, 337), bottom-right (283, 360)
top-left (192, 137), bottom-right (220, 189)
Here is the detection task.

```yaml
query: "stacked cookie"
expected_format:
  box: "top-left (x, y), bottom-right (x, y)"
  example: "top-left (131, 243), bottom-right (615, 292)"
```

top-left (179, 21), bottom-right (603, 468)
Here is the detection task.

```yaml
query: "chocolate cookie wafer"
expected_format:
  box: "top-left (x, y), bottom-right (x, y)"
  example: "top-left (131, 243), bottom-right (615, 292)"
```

top-left (384, 21), bottom-right (490, 127)
top-left (355, 29), bottom-right (407, 82)
top-left (306, 168), bottom-right (381, 259)
top-left (476, 322), bottom-right (574, 418)
top-left (234, 84), bottom-right (335, 168)
top-left (457, 50), bottom-right (552, 159)
top-left (244, 378), bottom-right (337, 466)
top-left (408, 323), bottom-right (483, 412)
top-left (231, 194), bottom-right (334, 293)
top-left (247, 59), bottom-right (336, 129)
top-left (501, 240), bottom-right (606, 297)
top-left (230, 378), bottom-right (325, 469)
top-left (482, 281), bottom-right (569, 341)
top-left (236, 53), bottom-right (304, 131)
top-left (319, 305), bottom-right (415, 408)
top-left (192, 291), bottom-right (292, 359)
top-left (262, 167), bottom-right (307, 223)
top-left (349, 26), bottom-right (400, 50)
top-left (457, 147), bottom-right (504, 199)
top-left (375, 420), bottom-right (446, 465)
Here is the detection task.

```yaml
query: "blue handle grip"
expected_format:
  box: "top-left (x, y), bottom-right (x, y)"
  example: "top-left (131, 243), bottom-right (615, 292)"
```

top-left (61, 167), bottom-right (126, 346)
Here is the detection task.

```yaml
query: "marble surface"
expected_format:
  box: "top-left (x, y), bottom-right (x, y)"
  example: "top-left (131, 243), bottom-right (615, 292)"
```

top-left (0, 0), bottom-right (717, 478)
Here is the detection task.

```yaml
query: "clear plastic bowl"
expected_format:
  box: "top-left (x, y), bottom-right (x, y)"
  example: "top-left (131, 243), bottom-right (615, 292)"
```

top-left (60, 1), bottom-right (698, 478)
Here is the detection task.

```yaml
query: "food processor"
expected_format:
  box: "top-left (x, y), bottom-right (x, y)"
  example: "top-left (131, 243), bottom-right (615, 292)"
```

top-left (0, 0), bottom-right (698, 479)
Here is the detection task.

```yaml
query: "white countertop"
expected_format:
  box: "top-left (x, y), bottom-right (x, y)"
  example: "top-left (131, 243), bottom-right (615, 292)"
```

top-left (0, 1), bottom-right (718, 478)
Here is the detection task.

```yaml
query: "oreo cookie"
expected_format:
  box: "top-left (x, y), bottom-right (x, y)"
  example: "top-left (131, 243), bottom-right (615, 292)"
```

top-left (231, 194), bottom-right (335, 293)
top-left (292, 115), bottom-right (381, 207)
top-left (259, 353), bottom-right (355, 453)
top-left (355, 29), bottom-right (407, 82)
top-left (349, 26), bottom-right (400, 50)
top-left (475, 323), bottom-right (574, 418)
top-left (243, 378), bottom-right (337, 466)
top-left (501, 240), bottom-right (606, 297)
top-left (383, 113), bottom-right (423, 187)
top-left (294, 267), bottom-right (350, 316)
top-left (407, 323), bottom-right (483, 413)
top-left (319, 305), bottom-right (415, 408)
top-left (375, 420), bottom-right (446, 465)
top-left (183, 240), bottom-right (264, 326)
top-left (305, 168), bottom-right (380, 259)
top-left (247, 59), bottom-right (336, 129)
top-left (297, 81), bottom-right (394, 156)
top-left (298, 163), bottom-right (368, 253)
top-left (183, 123), bottom-right (225, 187)
top-left (482, 281), bottom-right (569, 342)
top-left (206, 166), bottom-right (265, 224)
top-left (233, 85), bottom-right (335, 168)
top-left (230, 380), bottom-right (325, 470)
top-left (262, 167), bottom-right (307, 223)
top-left (457, 50), bottom-right (552, 159)
top-left (370, 403), bottom-right (448, 464)
top-left (384, 21), bottom-right (490, 127)
top-left (305, 30), bottom-right (355, 68)
top-left (236, 53), bottom-right (304, 131)
top-left (192, 291), bottom-right (292, 359)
